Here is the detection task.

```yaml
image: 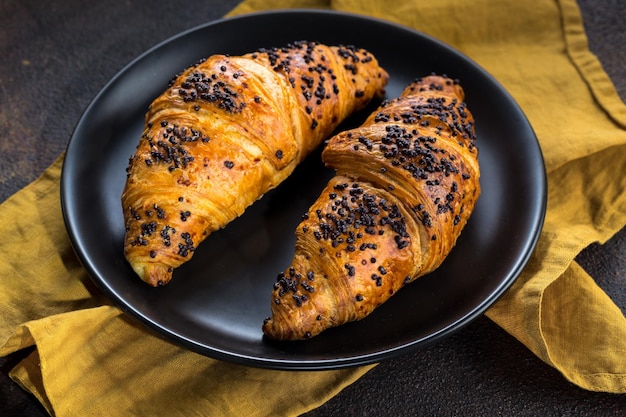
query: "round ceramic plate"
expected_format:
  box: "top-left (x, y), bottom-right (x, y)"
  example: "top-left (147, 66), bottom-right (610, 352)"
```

top-left (61, 10), bottom-right (546, 370)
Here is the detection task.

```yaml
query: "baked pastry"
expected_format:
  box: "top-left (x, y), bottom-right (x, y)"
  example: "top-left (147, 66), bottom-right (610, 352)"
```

top-left (122, 41), bottom-right (388, 286)
top-left (262, 75), bottom-right (480, 340)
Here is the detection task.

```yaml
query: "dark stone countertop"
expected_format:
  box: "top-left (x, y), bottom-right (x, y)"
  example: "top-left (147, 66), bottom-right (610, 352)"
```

top-left (1, 1), bottom-right (625, 415)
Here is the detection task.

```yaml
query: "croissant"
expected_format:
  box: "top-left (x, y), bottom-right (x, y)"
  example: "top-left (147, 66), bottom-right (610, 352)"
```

top-left (122, 41), bottom-right (388, 286)
top-left (262, 75), bottom-right (480, 340)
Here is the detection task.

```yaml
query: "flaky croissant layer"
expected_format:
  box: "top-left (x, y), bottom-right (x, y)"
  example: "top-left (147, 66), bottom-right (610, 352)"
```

top-left (263, 75), bottom-right (480, 341)
top-left (122, 41), bottom-right (388, 286)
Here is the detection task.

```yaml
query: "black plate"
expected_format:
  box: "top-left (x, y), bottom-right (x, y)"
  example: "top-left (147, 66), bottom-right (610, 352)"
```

top-left (61, 10), bottom-right (546, 370)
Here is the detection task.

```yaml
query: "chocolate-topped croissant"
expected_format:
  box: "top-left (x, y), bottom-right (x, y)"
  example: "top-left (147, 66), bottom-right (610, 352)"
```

top-left (262, 75), bottom-right (480, 340)
top-left (122, 41), bottom-right (388, 286)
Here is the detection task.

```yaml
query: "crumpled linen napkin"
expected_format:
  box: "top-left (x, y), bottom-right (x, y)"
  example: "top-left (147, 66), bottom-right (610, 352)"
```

top-left (2, 0), bottom-right (626, 415)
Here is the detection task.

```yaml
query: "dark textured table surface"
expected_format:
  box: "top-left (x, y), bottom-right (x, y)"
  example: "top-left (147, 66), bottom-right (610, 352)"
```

top-left (1, 1), bottom-right (625, 416)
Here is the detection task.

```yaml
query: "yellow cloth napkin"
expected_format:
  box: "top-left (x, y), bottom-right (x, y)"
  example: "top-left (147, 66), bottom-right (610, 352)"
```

top-left (2, 0), bottom-right (626, 415)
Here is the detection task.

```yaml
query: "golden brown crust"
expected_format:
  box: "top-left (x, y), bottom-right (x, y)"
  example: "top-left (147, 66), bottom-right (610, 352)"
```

top-left (122, 41), bottom-right (389, 286)
top-left (262, 75), bottom-right (480, 340)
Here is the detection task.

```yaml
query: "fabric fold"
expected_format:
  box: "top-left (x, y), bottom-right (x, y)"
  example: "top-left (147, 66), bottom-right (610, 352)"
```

top-left (558, 0), bottom-right (626, 127)
top-left (486, 142), bottom-right (626, 392)
top-left (4, 305), bottom-right (373, 417)
top-left (542, 261), bottom-right (626, 393)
